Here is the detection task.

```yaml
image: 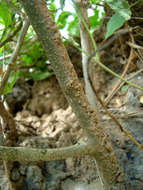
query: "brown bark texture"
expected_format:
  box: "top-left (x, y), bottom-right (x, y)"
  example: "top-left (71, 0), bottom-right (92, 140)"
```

top-left (20, 0), bottom-right (129, 189)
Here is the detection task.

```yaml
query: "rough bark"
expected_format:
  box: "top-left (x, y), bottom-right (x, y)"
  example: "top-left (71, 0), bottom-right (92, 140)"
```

top-left (20, 0), bottom-right (127, 189)
top-left (0, 142), bottom-right (95, 162)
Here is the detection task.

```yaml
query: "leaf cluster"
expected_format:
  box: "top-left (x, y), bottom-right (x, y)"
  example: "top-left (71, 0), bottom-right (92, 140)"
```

top-left (0, 0), bottom-right (138, 95)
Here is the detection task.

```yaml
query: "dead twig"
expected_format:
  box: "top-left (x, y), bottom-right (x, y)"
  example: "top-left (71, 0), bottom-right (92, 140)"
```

top-left (98, 28), bottom-right (132, 52)
top-left (104, 29), bottom-right (135, 105)
top-left (87, 66), bottom-right (143, 151)
top-left (105, 69), bottom-right (143, 106)
top-left (127, 41), bottom-right (143, 50)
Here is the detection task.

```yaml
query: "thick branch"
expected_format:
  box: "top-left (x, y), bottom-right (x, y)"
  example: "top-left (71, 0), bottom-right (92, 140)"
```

top-left (20, 0), bottom-right (97, 131)
top-left (0, 142), bottom-right (94, 162)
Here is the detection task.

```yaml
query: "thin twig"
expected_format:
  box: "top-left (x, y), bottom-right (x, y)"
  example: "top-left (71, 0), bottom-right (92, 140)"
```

top-left (5, 0), bottom-right (23, 16)
top-left (98, 28), bottom-right (132, 52)
top-left (0, 54), bottom-right (11, 61)
top-left (0, 18), bottom-right (30, 96)
top-left (88, 70), bottom-right (143, 151)
top-left (104, 69), bottom-right (143, 107)
top-left (127, 41), bottom-right (143, 49)
top-left (93, 58), bottom-right (143, 91)
top-left (68, 23), bottom-right (143, 92)
top-left (104, 16), bottom-right (143, 20)
top-left (0, 22), bottom-right (22, 48)
top-left (0, 100), bottom-right (17, 143)
top-left (104, 31), bottom-right (135, 105)
top-left (130, 0), bottom-right (143, 8)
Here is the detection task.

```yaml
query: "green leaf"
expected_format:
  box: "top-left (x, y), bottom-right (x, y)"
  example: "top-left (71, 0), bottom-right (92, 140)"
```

top-left (57, 11), bottom-right (72, 29)
top-left (121, 85), bottom-right (128, 92)
top-left (89, 9), bottom-right (103, 29)
top-left (49, 1), bottom-right (57, 11)
top-left (105, 12), bottom-right (125, 38)
top-left (67, 16), bottom-right (80, 36)
top-left (48, 1), bottom-right (57, 19)
top-left (90, 0), bottom-right (101, 3)
top-left (105, 0), bottom-right (131, 20)
top-left (21, 55), bottom-right (33, 65)
top-left (0, 1), bottom-right (14, 28)
top-left (3, 71), bottom-right (19, 95)
top-left (30, 71), bottom-right (53, 81)
top-left (21, 71), bottom-right (53, 81)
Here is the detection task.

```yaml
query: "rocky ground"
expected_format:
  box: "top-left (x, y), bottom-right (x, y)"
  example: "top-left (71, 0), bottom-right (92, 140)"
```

top-left (1, 70), bottom-right (143, 190)
top-left (1, 76), bottom-right (102, 190)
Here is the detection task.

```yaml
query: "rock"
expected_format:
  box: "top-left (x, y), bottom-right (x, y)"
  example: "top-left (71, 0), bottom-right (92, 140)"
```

top-left (26, 165), bottom-right (47, 190)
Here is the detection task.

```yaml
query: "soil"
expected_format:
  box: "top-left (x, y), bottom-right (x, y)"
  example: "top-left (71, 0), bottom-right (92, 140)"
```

top-left (2, 70), bottom-right (143, 190)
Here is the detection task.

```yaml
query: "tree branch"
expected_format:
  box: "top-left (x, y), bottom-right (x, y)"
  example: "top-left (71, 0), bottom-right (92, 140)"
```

top-left (0, 22), bottom-right (22, 48)
top-left (0, 142), bottom-right (95, 162)
top-left (0, 100), bottom-right (17, 144)
top-left (20, 0), bottom-right (125, 188)
top-left (72, 0), bottom-right (99, 111)
top-left (0, 18), bottom-right (30, 95)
